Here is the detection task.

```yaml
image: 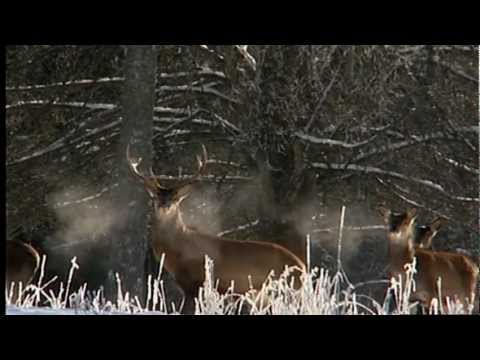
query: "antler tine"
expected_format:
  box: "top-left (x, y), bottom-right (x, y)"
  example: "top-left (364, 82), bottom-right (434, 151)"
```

top-left (127, 143), bottom-right (165, 189)
top-left (197, 144), bottom-right (208, 175)
top-left (176, 144), bottom-right (208, 189)
top-left (126, 143), bottom-right (146, 181)
top-left (197, 144), bottom-right (208, 178)
top-left (149, 165), bottom-right (162, 188)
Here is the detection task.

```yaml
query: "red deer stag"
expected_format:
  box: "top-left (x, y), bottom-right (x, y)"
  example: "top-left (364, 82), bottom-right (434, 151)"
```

top-left (6, 240), bottom-right (41, 300)
top-left (378, 206), bottom-right (478, 313)
top-left (126, 144), bottom-right (305, 314)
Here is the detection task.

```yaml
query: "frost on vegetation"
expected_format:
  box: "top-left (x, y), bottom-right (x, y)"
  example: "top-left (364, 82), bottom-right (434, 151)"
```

top-left (5, 252), bottom-right (475, 315)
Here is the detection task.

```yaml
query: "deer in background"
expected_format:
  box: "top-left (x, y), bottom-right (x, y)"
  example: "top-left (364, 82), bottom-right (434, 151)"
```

top-left (413, 217), bottom-right (448, 249)
top-left (250, 141), bottom-right (317, 264)
top-left (378, 206), bottom-right (479, 313)
top-left (6, 240), bottom-right (41, 301)
top-left (127, 144), bottom-right (305, 314)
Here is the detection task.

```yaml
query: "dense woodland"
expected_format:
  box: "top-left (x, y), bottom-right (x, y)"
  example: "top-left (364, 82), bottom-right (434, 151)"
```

top-left (6, 45), bottom-right (479, 307)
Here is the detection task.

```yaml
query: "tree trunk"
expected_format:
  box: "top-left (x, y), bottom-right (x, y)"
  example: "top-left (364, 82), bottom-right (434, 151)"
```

top-left (105, 45), bottom-right (156, 303)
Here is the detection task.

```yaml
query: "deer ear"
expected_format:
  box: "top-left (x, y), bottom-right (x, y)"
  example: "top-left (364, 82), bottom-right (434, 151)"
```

top-left (377, 206), bottom-right (390, 222)
top-left (173, 185), bottom-right (193, 204)
top-left (407, 208), bottom-right (417, 218)
top-left (143, 178), bottom-right (158, 199)
top-left (430, 217), bottom-right (447, 231)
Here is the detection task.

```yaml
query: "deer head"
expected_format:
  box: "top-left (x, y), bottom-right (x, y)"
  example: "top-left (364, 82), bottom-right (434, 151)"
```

top-left (415, 217), bottom-right (447, 249)
top-left (378, 206), bottom-right (478, 312)
top-left (377, 206), bottom-right (417, 247)
top-left (126, 144), bottom-right (208, 219)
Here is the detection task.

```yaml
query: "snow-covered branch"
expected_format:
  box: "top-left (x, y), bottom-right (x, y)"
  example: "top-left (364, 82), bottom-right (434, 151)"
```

top-left (157, 82), bottom-right (241, 104)
top-left (7, 120), bottom-right (121, 166)
top-left (6, 101), bottom-right (117, 111)
top-left (52, 183), bottom-right (120, 209)
top-left (311, 162), bottom-right (479, 203)
top-left (353, 127), bottom-right (479, 163)
top-left (217, 219), bottom-right (260, 237)
top-left (432, 58), bottom-right (478, 83)
top-left (6, 101), bottom-right (209, 118)
top-left (295, 131), bottom-right (377, 149)
top-left (435, 151), bottom-right (480, 175)
top-left (312, 225), bottom-right (387, 234)
top-left (375, 177), bottom-right (451, 220)
top-left (154, 174), bottom-right (251, 183)
top-left (5, 77), bottom-right (124, 91)
top-left (6, 69), bottom-right (227, 92)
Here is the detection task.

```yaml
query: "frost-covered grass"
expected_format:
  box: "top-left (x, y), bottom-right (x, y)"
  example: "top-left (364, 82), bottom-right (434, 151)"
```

top-left (6, 208), bottom-right (476, 315)
top-left (5, 253), bottom-right (476, 315)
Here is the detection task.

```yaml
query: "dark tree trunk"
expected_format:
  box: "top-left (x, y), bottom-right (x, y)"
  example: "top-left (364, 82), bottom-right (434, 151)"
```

top-left (105, 45), bottom-right (156, 303)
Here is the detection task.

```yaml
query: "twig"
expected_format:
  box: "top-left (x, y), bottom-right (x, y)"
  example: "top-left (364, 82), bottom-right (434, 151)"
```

top-left (337, 206), bottom-right (346, 273)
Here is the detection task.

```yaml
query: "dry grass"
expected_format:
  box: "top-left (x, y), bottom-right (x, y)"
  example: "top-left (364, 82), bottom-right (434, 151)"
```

top-left (6, 253), bottom-right (475, 315)
top-left (6, 207), bottom-right (476, 315)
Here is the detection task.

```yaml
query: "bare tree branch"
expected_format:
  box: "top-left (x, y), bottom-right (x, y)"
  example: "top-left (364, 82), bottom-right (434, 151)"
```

top-left (295, 131), bottom-right (377, 149)
top-left (217, 219), bottom-right (260, 237)
top-left (7, 119), bottom-right (121, 166)
top-left (432, 58), bottom-right (478, 83)
top-left (312, 162), bottom-right (479, 203)
top-left (6, 69), bottom-right (227, 92)
top-left (353, 127), bottom-right (479, 163)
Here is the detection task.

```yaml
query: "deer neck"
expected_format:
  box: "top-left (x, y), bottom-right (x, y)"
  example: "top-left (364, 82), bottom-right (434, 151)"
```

top-left (387, 230), bottom-right (415, 276)
top-left (152, 205), bottom-right (188, 250)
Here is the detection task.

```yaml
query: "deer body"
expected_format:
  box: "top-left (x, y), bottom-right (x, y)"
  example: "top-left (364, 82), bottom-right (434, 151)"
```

top-left (127, 144), bottom-right (305, 313)
top-left (6, 240), bottom-right (40, 296)
top-left (379, 207), bottom-right (478, 312)
top-left (412, 249), bottom-right (478, 307)
top-left (153, 221), bottom-right (304, 295)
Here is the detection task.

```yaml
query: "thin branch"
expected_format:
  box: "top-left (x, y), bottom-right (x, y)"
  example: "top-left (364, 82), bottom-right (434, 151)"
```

top-left (157, 82), bottom-right (241, 104)
top-left (6, 101), bottom-right (211, 119)
top-left (312, 225), bottom-right (386, 234)
top-left (6, 101), bottom-right (117, 111)
top-left (295, 131), bottom-right (377, 149)
top-left (154, 117), bottom-right (214, 127)
top-left (311, 162), bottom-right (479, 203)
top-left (352, 127), bottom-right (478, 163)
top-left (434, 151), bottom-right (480, 175)
top-left (154, 174), bottom-right (251, 184)
top-left (7, 119), bottom-right (121, 166)
top-left (432, 58), bottom-right (478, 83)
top-left (375, 177), bottom-right (452, 221)
top-left (6, 69), bottom-right (226, 92)
top-left (304, 66), bottom-right (339, 132)
top-left (52, 183), bottom-right (120, 209)
top-left (217, 219), bottom-right (260, 237)
top-left (5, 77), bottom-right (124, 91)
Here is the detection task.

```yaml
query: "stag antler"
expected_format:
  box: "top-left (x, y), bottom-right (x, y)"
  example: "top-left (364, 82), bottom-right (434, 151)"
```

top-left (174, 144), bottom-right (208, 188)
top-left (126, 144), bottom-right (162, 188)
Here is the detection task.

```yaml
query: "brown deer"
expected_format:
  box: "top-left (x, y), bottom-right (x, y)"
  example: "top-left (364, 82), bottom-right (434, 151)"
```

top-left (6, 240), bottom-right (41, 300)
top-left (378, 206), bottom-right (479, 313)
top-left (127, 144), bottom-right (305, 314)
top-left (414, 217), bottom-right (447, 249)
top-left (251, 141), bottom-right (316, 263)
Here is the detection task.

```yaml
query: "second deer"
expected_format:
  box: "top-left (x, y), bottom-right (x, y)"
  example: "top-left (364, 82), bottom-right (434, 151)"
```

top-left (6, 240), bottom-right (41, 302)
top-left (378, 206), bottom-right (478, 313)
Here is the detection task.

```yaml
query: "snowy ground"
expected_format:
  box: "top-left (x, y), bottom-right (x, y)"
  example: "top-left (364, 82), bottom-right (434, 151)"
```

top-left (6, 305), bottom-right (95, 315)
top-left (6, 257), bottom-right (476, 315)
top-left (6, 305), bottom-right (166, 315)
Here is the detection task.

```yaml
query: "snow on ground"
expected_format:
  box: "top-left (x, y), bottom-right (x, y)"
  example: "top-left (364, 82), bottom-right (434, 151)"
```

top-left (6, 305), bottom-right (95, 315)
top-left (5, 305), bottom-right (166, 315)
